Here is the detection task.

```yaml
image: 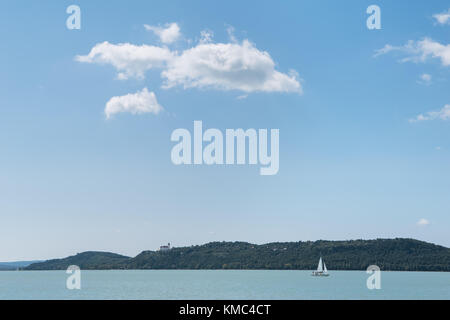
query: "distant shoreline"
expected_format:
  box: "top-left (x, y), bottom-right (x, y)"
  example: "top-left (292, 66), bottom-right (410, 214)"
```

top-left (24, 238), bottom-right (450, 272)
top-left (4, 269), bottom-right (450, 273)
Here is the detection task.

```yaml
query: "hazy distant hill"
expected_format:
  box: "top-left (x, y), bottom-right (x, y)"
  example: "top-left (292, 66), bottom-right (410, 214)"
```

top-left (25, 239), bottom-right (450, 271)
top-left (0, 260), bottom-right (43, 271)
top-left (25, 252), bottom-right (130, 270)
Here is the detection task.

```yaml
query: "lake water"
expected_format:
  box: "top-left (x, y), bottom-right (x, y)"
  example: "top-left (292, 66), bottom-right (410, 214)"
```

top-left (0, 270), bottom-right (449, 300)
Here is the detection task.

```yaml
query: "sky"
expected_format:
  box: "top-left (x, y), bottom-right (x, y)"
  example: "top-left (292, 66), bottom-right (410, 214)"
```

top-left (0, 0), bottom-right (449, 261)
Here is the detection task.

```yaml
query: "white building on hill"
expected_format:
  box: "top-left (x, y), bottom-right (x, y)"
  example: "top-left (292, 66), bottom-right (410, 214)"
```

top-left (160, 243), bottom-right (171, 251)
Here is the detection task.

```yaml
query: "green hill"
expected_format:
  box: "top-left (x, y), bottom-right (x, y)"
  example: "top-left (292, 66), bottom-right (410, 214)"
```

top-left (25, 238), bottom-right (450, 271)
top-left (25, 251), bottom-right (130, 270)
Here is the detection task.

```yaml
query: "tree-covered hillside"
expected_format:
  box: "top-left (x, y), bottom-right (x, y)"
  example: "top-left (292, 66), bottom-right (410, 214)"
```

top-left (25, 239), bottom-right (450, 271)
top-left (25, 251), bottom-right (130, 270)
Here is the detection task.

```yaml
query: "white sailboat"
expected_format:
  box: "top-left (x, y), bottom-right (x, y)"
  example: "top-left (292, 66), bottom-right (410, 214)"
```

top-left (312, 257), bottom-right (329, 276)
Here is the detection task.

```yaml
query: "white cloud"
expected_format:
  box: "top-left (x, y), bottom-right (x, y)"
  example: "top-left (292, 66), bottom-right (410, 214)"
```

top-left (76, 27), bottom-right (302, 95)
top-left (433, 9), bottom-right (450, 25)
top-left (373, 44), bottom-right (397, 57)
top-left (144, 23), bottom-right (181, 44)
top-left (199, 30), bottom-right (214, 44)
top-left (416, 218), bottom-right (430, 226)
top-left (420, 73), bottom-right (432, 82)
top-left (417, 38), bottom-right (450, 66)
top-left (418, 73), bottom-right (432, 85)
top-left (409, 104), bottom-right (450, 122)
top-left (75, 41), bottom-right (173, 80)
top-left (162, 40), bottom-right (302, 93)
top-left (104, 88), bottom-right (163, 119)
top-left (226, 26), bottom-right (237, 43)
top-left (375, 38), bottom-right (450, 67)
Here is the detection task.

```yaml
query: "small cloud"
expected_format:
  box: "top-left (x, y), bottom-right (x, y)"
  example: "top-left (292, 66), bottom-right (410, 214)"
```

top-left (436, 146), bottom-right (442, 150)
top-left (75, 41), bottom-right (173, 80)
top-left (417, 73), bottom-right (432, 85)
top-left (417, 218), bottom-right (430, 226)
top-left (409, 104), bottom-right (450, 122)
top-left (421, 74), bottom-right (432, 81)
top-left (199, 30), bottom-right (214, 44)
top-left (375, 38), bottom-right (450, 67)
top-left (237, 94), bottom-right (248, 100)
top-left (373, 44), bottom-right (397, 57)
top-left (433, 9), bottom-right (450, 25)
top-left (105, 88), bottom-right (163, 119)
top-left (144, 22), bottom-right (181, 44)
top-left (226, 25), bottom-right (237, 43)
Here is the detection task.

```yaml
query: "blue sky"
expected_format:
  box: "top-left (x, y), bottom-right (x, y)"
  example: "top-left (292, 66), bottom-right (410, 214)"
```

top-left (1, 0), bottom-right (449, 261)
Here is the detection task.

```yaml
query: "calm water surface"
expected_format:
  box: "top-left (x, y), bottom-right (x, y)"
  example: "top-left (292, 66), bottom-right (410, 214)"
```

top-left (0, 270), bottom-right (449, 300)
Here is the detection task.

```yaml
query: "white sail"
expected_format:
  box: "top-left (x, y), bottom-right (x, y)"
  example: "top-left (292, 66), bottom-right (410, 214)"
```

top-left (312, 257), bottom-right (329, 276)
top-left (317, 257), bottom-right (323, 272)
